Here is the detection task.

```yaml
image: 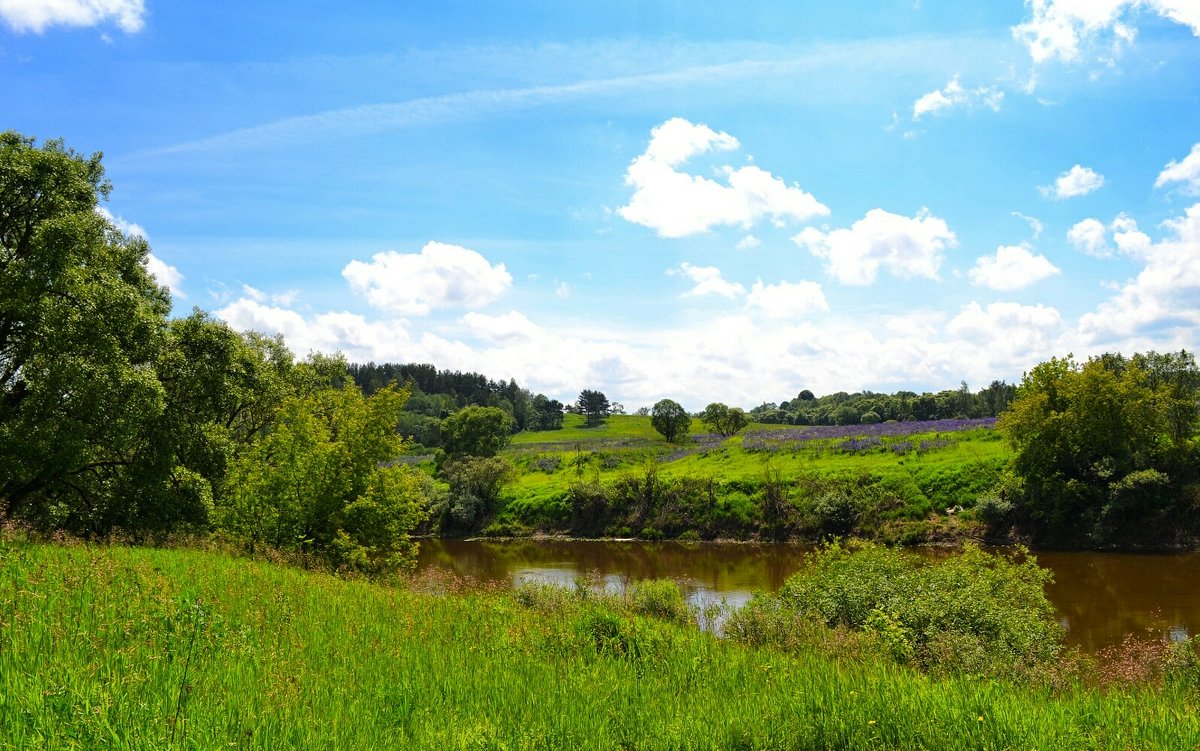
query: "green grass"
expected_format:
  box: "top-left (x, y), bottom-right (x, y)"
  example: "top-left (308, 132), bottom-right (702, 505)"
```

top-left (2, 540), bottom-right (1197, 750)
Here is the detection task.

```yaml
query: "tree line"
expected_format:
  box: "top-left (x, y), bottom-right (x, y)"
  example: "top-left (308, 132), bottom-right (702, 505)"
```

top-left (749, 381), bottom-right (1017, 426)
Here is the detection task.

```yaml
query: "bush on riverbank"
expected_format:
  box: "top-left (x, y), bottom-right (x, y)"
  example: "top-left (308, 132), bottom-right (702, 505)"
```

top-left (727, 541), bottom-right (1063, 679)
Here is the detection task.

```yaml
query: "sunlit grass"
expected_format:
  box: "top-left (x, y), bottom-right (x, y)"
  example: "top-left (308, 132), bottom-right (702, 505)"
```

top-left (2, 541), bottom-right (1197, 749)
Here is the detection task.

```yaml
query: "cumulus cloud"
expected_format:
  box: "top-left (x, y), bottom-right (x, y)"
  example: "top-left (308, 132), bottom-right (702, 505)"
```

top-left (1067, 217), bottom-right (1112, 257)
top-left (671, 262), bottom-right (746, 299)
top-left (341, 241), bottom-right (512, 316)
top-left (968, 244), bottom-right (1061, 291)
top-left (0, 0), bottom-right (145, 33)
top-left (1013, 0), bottom-right (1200, 64)
top-left (214, 285), bottom-right (1072, 411)
top-left (745, 279), bottom-right (828, 319)
top-left (1040, 164), bottom-right (1105, 199)
top-left (97, 207), bottom-right (147, 239)
top-left (1077, 202), bottom-right (1200, 348)
top-left (618, 117), bottom-right (828, 238)
top-left (1068, 214), bottom-right (1152, 259)
top-left (793, 208), bottom-right (956, 285)
top-left (911, 75), bottom-right (1005, 120)
top-left (736, 235), bottom-right (762, 249)
top-left (1156, 142), bottom-right (1200, 194)
top-left (145, 254), bottom-right (185, 298)
top-left (461, 311), bottom-right (541, 342)
top-left (946, 301), bottom-right (1063, 360)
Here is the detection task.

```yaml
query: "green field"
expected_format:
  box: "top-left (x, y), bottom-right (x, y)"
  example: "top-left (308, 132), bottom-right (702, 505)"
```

top-left (2, 540), bottom-right (1196, 750)
top-left (487, 414), bottom-right (1009, 542)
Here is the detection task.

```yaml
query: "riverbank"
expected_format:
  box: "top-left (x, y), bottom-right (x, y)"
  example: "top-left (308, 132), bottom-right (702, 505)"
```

top-left (2, 540), bottom-right (1198, 749)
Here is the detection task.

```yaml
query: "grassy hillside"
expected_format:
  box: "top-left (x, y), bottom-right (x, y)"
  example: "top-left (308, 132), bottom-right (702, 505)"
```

top-left (486, 414), bottom-right (1008, 542)
top-left (2, 540), bottom-right (1198, 750)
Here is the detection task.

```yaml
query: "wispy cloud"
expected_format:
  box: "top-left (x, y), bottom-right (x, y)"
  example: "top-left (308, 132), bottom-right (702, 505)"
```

top-left (131, 35), bottom-right (1010, 160)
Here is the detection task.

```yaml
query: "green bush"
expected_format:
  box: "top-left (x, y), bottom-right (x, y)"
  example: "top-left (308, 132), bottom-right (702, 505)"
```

top-left (774, 541), bottom-right (1063, 676)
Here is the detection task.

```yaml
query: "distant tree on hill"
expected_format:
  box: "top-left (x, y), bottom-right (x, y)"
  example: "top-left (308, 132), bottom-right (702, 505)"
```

top-left (699, 403), bottom-right (750, 437)
top-left (577, 389), bottom-right (611, 427)
top-left (651, 399), bottom-right (691, 443)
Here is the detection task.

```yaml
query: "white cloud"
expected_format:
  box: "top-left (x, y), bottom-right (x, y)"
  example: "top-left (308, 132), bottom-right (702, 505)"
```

top-left (1040, 164), bottom-right (1105, 199)
top-left (1077, 202), bottom-right (1200, 348)
top-left (1067, 217), bottom-right (1112, 257)
top-left (671, 262), bottom-right (746, 299)
top-left (1013, 0), bottom-right (1200, 64)
top-left (240, 284), bottom-right (299, 307)
top-left (214, 288), bottom-right (1070, 410)
top-left (745, 279), bottom-right (828, 319)
top-left (341, 241), bottom-right (512, 316)
top-left (968, 244), bottom-right (1061, 291)
top-left (946, 301), bottom-right (1063, 360)
top-left (555, 281), bottom-right (572, 298)
top-left (793, 208), bottom-right (956, 285)
top-left (97, 207), bottom-right (147, 239)
top-left (1156, 142), bottom-right (1200, 194)
top-left (145, 254), bottom-right (185, 298)
top-left (1012, 211), bottom-right (1044, 239)
top-left (0, 0), bottom-right (145, 33)
top-left (1068, 214), bottom-right (1153, 259)
top-left (461, 311), bottom-right (541, 342)
top-left (911, 75), bottom-right (1005, 120)
top-left (736, 235), bottom-right (761, 249)
top-left (618, 117), bottom-right (828, 238)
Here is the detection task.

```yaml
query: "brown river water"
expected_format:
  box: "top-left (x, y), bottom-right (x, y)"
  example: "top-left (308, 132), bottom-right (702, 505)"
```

top-left (416, 538), bottom-right (1200, 653)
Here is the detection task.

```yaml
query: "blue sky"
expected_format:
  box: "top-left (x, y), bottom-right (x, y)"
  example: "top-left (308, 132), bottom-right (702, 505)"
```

top-left (4, 1), bottom-right (1200, 408)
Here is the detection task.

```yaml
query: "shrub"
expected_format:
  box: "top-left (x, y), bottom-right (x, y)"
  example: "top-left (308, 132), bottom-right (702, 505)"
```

top-left (774, 541), bottom-right (1063, 676)
top-left (809, 490), bottom-right (860, 537)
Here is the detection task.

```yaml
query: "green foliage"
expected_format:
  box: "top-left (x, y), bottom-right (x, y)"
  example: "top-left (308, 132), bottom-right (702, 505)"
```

top-left (219, 384), bottom-right (428, 572)
top-left (0, 132), bottom-right (171, 532)
top-left (650, 398), bottom-right (691, 443)
top-left (775, 541), bottom-right (1062, 676)
top-left (808, 490), bottom-right (861, 537)
top-left (998, 351), bottom-right (1200, 543)
top-left (699, 402), bottom-right (750, 436)
top-left (438, 456), bottom-right (515, 532)
top-left (440, 405), bottom-right (513, 458)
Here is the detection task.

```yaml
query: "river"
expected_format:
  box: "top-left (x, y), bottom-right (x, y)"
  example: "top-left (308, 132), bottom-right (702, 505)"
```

top-left (416, 538), bottom-right (1200, 653)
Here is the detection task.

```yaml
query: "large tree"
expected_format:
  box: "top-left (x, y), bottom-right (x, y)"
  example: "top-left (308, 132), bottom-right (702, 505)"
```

top-left (997, 351), bottom-right (1200, 542)
top-left (651, 399), bottom-right (691, 443)
top-left (0, 132), bottom-right (171, 530)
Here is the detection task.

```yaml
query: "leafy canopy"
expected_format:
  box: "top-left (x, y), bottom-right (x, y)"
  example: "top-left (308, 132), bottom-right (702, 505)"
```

top-left (997, 351), bottom-right (1200, 542)
top-left (651, 399), bottom-right (691, 443)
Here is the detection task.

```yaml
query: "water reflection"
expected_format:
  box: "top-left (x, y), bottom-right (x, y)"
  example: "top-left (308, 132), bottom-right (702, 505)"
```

top-left (416, 538), bottom-right (1200, 653)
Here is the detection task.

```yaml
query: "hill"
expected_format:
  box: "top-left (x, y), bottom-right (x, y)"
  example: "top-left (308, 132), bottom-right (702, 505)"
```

top-left (465, 413), bottom-right (1009, 543)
